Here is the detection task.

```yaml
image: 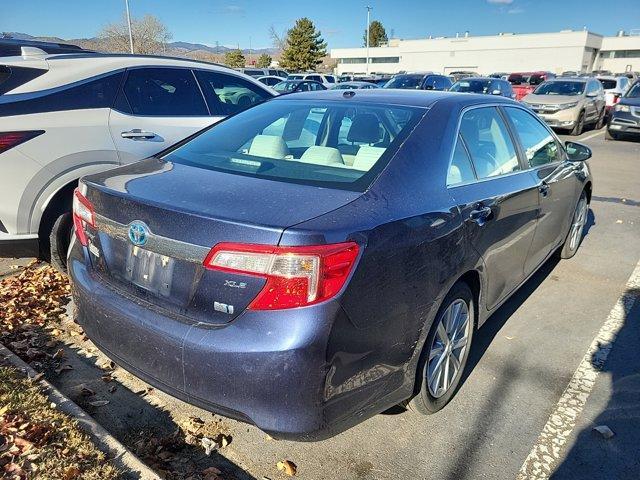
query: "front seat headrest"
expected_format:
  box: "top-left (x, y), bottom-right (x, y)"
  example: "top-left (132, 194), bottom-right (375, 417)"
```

top-left (347, 114), bottom-right (382, 144)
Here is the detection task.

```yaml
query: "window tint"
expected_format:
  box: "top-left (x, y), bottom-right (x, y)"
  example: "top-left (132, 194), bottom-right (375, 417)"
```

top-left (459, 107), bottom-right (520, 179)
top-left (268, 70), bottom-right (278, 76)
top-left (505, 107), bottom-right (561, 167)
top-left (0, 65), bottom-right (48, 95)
top-left (0, 72), bottom-right (124, 117)
top-left (195, 71), bottom-right (271, 116)
top-left (164, 99), bottom-right (423, 191)
top-left (325, 76), bottom-right (336, 83)
top-left (122, 68), bottom-right (207, 116)
top-left (307, 75), bottom-right (322, 83)
top-left (448, 135), bottom-right (476, 185)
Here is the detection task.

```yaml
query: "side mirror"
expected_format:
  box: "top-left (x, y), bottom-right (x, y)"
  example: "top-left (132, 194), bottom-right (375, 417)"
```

top-left (586, 91), bottom-right (598, 98)
top-left (491, 89), bottom-right (501, 95)
top-left (565, 141), bottom-right (592, 162)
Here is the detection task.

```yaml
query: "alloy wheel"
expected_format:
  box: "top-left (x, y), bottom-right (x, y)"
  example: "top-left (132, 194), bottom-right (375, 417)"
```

top-left (427, 299), bottom-right (471, 398)
top-left (569, 195), bottom-right (588, 251)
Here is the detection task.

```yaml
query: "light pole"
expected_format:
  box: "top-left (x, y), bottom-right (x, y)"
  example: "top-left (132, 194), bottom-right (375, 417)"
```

top-left (125, 0), bottom-right (134, 53)
top-left (365, 6), bottom-right (371, 75)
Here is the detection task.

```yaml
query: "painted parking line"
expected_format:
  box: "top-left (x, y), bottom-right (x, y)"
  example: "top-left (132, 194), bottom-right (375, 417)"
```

top-left (577, 130), bottom-right (605, 142)
top-left (517, 259), bottom-right (640, 479)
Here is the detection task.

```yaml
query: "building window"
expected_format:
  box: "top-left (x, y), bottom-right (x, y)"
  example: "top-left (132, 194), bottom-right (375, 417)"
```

top-left (371, 57), bottom-right (400, 64)
top-left (600, 50), bottom-right (640, 59)
top-left (339, 58), bottom-right (367, 64)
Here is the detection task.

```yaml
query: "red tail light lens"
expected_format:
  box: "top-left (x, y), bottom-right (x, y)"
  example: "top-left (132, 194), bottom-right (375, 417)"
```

top-left (203, 242), bottom-right (360, 310)
top-left (72, 188), bottom-right (95, 247)
top-left (0, 130), bottom-right (44, 154)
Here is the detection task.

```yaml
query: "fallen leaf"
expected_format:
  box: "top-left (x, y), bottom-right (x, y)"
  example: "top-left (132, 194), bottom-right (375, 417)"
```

top-left (593, 425), bottom-right (615, 439)
top-left (276, 460), bottom-right (297, 476)
top-left (201, 436), bottom-right (216, 455)
top-left (54, 364), bottom-right (73, 375)
top-left (108, 385), bottom-right (117, 393)
top-left (615, 219), bottom-right (623, 224)
top-left (52, 348), bottom-right (65, 359)
top-left (81, 386), bottom-right (95, 397)
top-left (63, 466), bottom-right (81, 479)
top-left (88, 400), bottom-right (110, 407)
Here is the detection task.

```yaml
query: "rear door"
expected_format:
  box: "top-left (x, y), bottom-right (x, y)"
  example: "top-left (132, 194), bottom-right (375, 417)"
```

top-left (447, 106), bottom-right (539, 310)
top-left (109, 67), bottom-right (215, 164)
top-left (503, 106), bottom-right (579, 273)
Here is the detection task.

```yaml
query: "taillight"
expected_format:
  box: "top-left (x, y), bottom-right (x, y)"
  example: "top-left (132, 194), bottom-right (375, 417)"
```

top-left (72, 188), bottom-right (95, 247)
top-left (613, 93), bottom-right (621, 104)
top-left (0, 130), bottom-right (44, 154)
top-left (203, 242), bottom-right (360, 310)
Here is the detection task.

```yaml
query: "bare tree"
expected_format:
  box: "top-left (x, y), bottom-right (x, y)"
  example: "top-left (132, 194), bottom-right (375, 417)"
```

top-left (268, 25), bottom-right (286, 51)
top-left (98, 14), bottom-right (172, 54)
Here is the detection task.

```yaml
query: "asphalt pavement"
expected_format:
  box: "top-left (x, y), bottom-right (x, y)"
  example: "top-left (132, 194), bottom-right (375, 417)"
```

top-left (1, 127), bottom-right (638, 479)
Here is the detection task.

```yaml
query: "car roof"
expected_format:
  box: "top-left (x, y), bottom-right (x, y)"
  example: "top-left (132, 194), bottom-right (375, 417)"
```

top-left (271, 88), bottom-right (516, 108)
top-left (455, 77), bottom-right (500, 82)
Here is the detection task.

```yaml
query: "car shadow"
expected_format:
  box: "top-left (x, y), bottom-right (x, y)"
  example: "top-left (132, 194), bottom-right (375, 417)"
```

top-left (551, 288), bottom-right (640, 479)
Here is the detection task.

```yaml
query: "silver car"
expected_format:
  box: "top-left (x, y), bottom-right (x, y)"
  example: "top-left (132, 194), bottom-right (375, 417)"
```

top-left (597, 75), bottom-right (632, 119)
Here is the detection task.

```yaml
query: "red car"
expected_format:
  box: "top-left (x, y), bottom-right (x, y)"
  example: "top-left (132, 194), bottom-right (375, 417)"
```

top-left (508, 71), bottom-right (556, 101)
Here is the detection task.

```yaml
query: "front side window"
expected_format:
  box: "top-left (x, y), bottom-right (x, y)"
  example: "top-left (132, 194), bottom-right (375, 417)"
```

top-left (505, 107), bottom-right (561, 167)
top-left (195, 71), bottom-right (271, 115)
top-left (626, 82), bottom-right (640, 98)
top-left (122, 68), bottom-right (207, 116)
top-left (459, 107), bottom-right (520, 179)
top-left (164, 99), bottom-right (424, 191)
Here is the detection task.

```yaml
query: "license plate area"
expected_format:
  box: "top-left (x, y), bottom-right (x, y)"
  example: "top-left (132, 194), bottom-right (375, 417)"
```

top-left (125, 246), bottom-right (174, 297)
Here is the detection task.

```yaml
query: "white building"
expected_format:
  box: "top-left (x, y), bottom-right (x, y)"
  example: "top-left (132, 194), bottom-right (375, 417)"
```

top-left (331, 29), bottom-right (640, 76)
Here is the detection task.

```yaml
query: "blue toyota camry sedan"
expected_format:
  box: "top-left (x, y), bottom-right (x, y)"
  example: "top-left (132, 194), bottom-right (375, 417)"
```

top-left (68, 90), bottom-right (593, 440)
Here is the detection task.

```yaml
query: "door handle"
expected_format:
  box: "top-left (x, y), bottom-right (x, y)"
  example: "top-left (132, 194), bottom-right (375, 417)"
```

top-left (539, 182), bottom-right (550, 197)
top-left (121, 129), bottom-right (156, 140)
top-left (469, 205), bottom-right (493, 226)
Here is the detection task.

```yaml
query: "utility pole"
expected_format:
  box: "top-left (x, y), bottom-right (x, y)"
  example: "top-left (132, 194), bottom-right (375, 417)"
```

top-left (366, 6), bottom-right (371, 75)
top-left (125, 0), bottom-right (134, 53)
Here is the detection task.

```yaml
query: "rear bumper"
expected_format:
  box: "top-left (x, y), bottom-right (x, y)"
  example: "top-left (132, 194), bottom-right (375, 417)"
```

top-left (68, 242), bottom-right (375, 440)
top-left (0, 233), bottom-right (39, 258)
top-left (608, 114), bottom-right (640, 136)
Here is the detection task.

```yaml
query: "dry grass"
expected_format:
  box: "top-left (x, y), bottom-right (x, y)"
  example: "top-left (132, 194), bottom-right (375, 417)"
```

top-left (0, 366), bottom-right (120, 479)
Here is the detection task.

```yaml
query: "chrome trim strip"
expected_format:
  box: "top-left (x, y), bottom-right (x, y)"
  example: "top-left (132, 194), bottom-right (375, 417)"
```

top-left (94, 214), bottom-right (210, 264)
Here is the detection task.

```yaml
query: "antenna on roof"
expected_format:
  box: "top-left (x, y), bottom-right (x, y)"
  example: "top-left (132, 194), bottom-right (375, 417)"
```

top-left (20, 46), bottom-right (48, 57)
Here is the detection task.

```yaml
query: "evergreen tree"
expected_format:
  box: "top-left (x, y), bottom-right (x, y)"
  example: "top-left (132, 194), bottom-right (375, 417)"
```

top-left (363, 20), bottom-right (388, 47)
top-left (280, 18), bottom-right (327, 71)
top-left (256, 53), bottom-right (272, 68)
top-left (224, 49), bottom-right (246, 68)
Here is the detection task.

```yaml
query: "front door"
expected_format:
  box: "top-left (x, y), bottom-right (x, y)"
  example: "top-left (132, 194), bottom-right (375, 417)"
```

top-left (447, 107), bottom-right (539, 310)
top-left (109, 67), bottom-right (220, 164)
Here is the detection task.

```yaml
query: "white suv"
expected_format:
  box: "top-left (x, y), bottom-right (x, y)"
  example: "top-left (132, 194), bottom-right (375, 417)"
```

top-left (0, 51), bottom-right (274, 269)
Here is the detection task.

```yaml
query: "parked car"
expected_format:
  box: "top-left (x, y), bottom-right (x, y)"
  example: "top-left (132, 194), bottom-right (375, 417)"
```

top-left (383, 73), bottom-right (451, 91)
top-left (238, 68), bottom-right (288, 78)
top-left (273, 79), bottom-right (327, 94)
top-left (522, 78), bottom-right (606, 135)
top-left (0, 52), bottom-right (274, 269)
top-left (449, 77), bottom-right (514, 98)
top-left (597, 75), bottom-right (632, 118)
top-left (287, 73), bottom-right (336, 88)
top-left (257, 75), bottom-right (284, 87)
top-left (488, 72), bottom-right (509, 80)
top-left (508, 71), bottom-right (556, 100)
top-left (606, 80), bottom-right (640, 140)
top-left (449, 71), bottom-right (478, 82)
top-left (0, 38), bottom-right (92, 57)
top-left (331, 81), bottom-right (379, 90)
top-left (69, 89), bottom-right (593, 441)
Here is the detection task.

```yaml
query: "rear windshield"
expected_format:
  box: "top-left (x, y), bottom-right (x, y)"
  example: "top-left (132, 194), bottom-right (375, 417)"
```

top-left (163, 99), bottom-right (424, 191)
top-left (529, 74), bottom-right (547, 85)
top-left (384, 75), bottom-right (423, 89)
top-left (533, 81), bottom-right (585, 96)
top-left (598, 79), bottom-right (617, 90)
top-left (450, 79), bottom-right (492, 93)
top-left (508, 74), bottom-right (530, 85)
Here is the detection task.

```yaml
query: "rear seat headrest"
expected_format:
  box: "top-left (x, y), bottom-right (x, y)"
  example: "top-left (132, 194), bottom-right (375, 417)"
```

top-left (347, 114), bottom-right (382, 144)
top-left (248, 135), bottom-right (290, 159)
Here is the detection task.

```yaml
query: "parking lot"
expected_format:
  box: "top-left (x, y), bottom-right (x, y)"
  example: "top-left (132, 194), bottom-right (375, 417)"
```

top-left (1, 128), bottom-right (638, 479)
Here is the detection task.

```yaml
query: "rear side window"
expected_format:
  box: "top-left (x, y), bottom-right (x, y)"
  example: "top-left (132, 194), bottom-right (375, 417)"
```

top-left (325, 76), bottom-right (336, 84)
top-left (0, 66), bottom-right (48, 95)
top-left (307, 75), bottom-right (322, 83)
top-left (448, 135), bottom-right (476, 186)
top-left (195, 71), bottom-right (272, 116)
top-left (122, 68), bottom-right (207, 116)
top-left (505, 107), bottom-right (562, 167)
top-left (164, 99), bottom-right (424, 191)
top-left (0, 72), bottom-right (123, 117)
top-left (459, 107), bottom-right (520, 179)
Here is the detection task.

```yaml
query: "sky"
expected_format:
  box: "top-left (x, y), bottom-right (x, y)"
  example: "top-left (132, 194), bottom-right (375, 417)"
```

top-left (2, 0), bottom-right (638, 50)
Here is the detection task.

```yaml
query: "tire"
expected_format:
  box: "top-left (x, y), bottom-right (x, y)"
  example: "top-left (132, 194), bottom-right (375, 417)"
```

top-left (595, 109), bottom-right (605, 130)
top-left (408, 282), bottom-right (475, 415)
top-left (570, 111), bottom-right (585, 136)
top-left (48, 212), bottom-right (73, 273)
top-left (605, 129), bottom-right (618, 141)
top-left (560, 190), bottom-right (589, 259)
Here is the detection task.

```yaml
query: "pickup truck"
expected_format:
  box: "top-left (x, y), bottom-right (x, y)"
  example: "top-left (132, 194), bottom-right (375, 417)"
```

top-left (508, 71), bottom-right (556, 100)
